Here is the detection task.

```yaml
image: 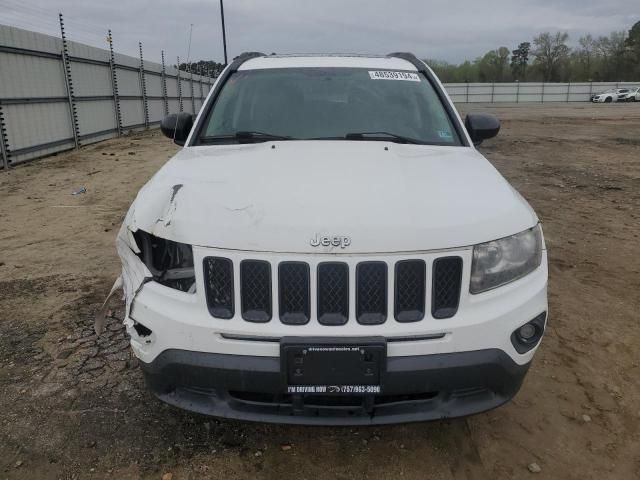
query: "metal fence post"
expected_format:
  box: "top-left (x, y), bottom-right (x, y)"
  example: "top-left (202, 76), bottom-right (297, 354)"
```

top-left (107, 30), bottom-right (122, 136)
top-left (465, 81), bottom-right (469, 103)
top-left (491, 82), bottom-right (495, 103)
top-left (516, 80), bottom-right (520, 103)
top-left (177, 56), bottom-right (183, 112)
top-left (198, 67), bottom-right (204, 105)
top-left (190, 68), bottom-right (196, 114)
top-left (566, 82), bottom-right (570, 102)
top-left (161, 50), bottom-right (169, 116)
top-left (541, 82), bottom-right (545, 103)
top-left (0, 104), bottom-right (9, 170)
top-left (589, 81), bottom-right (593, 99)
top-left (139, 42), bottom-right (149, 128)
top-left (59, 13), bottom-right (80, 149)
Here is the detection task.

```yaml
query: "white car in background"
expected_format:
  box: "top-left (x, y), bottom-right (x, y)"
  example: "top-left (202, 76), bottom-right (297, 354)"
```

top-left (591, 88), bottom-right (631, 103)
top-left (618, 87), bottom-right (639, 102)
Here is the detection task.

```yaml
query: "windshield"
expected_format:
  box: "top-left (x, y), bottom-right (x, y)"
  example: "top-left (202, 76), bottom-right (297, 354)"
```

top-left (196, 67), bottom-right (461, 146)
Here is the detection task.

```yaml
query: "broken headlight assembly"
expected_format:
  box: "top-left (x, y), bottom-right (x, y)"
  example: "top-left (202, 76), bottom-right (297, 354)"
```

top-left (133, 230), bottom-right (196, 293)
top-left (470, 225), bottom-right (543, 294)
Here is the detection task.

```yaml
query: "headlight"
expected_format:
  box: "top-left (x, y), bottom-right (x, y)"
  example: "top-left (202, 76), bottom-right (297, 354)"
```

top-left (470, 225), bottom-right (543, 294)
top-left (133, 230), bottom-right (196, 293)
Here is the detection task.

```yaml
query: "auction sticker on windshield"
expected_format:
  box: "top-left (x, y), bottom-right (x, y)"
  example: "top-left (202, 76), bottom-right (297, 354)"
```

top-left (369, 70), bottom-right (420, 81)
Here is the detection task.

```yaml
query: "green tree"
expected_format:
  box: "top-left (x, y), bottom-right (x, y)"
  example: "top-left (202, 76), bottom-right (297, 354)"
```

top-left (179, 60), bottom-right (225, 77)
top-left (423, 20), bottom-right (638, 84)
top-left (532, 32), bottom-right (570, 81)
top-left (597, 32), bottom-right (629, 80)
top-left (626, 20), bottom-right (640, 77)
top-left (510, 42), bottom-right (530, 80)
top-left (477, 47), bottom-right (511, 82)
top-left (575, 35), bottom-right (597, 79)
top-left (494, 47), bottom-right (511, 81)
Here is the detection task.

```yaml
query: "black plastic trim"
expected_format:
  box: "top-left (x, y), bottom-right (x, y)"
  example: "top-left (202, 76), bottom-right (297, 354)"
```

top-left (317, 262), bottom-right (349, 326)
top-left (278, 261), bottom-right (311, 325)
top-left (240, 260), bottom-right (272, 323)
top-left (511, 312), bottom-right (547, 354)
top-left (203, 256), bottom-right (234, 319)
top-left (394, 259), bottom-right (426, 323)
top-left (356, 261), bottom-right (388, 325)
top-left (140, 347), bottom-right (531, 425)
top-left (431, 256), bottom-right (463, 319)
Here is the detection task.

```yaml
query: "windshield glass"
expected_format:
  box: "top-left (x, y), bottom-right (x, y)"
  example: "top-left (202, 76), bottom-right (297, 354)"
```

top-left (197, 67), bottom-right (461, 146)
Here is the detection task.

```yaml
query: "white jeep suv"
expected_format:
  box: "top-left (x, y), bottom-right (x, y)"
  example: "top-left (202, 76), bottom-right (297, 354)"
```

top-left (109, 52), bottom-right (548, 424)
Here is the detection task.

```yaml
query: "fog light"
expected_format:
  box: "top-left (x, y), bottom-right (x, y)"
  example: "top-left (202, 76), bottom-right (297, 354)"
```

top-left (518, 324), bottom-right (537, 341)
top-left (511, 312), bottom-right (547, 354)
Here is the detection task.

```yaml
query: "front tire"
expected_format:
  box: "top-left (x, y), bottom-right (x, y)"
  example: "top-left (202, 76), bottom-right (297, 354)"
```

top-left (605, 97), bottom-right (613, 103)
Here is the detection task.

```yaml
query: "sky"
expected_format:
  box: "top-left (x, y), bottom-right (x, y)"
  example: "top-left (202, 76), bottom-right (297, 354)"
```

top-left (0, 0), bottom-right (638, 67)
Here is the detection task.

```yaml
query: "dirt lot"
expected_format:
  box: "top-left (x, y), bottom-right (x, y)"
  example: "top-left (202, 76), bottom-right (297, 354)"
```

top-left (0, 103), bottom-right (639, 479)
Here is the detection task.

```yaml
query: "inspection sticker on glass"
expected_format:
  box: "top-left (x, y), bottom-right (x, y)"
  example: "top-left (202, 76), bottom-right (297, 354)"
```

top-left (369, 70), bottom-right (420, 81)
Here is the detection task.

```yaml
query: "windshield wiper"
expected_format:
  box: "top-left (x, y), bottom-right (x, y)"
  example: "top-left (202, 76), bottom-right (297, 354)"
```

top-left (344, 131), bottom-right (425, 144)
top-left (200, 131), bottom-right (294, 144)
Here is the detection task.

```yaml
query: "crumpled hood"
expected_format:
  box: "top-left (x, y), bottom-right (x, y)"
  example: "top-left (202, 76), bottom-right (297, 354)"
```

top-left (126, 141), bottom-right (538, 253)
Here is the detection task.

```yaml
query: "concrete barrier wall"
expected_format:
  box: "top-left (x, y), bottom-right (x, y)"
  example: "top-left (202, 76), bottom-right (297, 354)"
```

top-left (0, 24), bottom-right (215, 167)
top-left (445, 81), bottom-right (638, 103)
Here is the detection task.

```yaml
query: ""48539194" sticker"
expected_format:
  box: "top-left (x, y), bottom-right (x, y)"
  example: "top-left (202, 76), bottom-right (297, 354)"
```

top-left (368, 70), bottom-right (420, 81)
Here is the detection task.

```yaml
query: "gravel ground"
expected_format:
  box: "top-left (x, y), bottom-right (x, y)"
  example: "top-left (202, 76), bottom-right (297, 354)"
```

top-left (0, 103), bottom-right (639, 479)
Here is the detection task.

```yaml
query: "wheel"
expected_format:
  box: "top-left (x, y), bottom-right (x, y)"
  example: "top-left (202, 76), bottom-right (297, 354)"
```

top-left (605, 97), bottom-right (613, 103)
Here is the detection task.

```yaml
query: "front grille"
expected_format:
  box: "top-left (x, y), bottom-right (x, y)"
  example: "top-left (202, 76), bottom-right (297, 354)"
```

top-left (279, 262), bottom-right (310, 325)
top-left (317, 262), bottom-right (349, 325)
top-left (240, 260), bottom-right (272, 322)
top-left (203, 257), bottom-right (234, 319)
top-left (203, 256), bottom-right (463, 324)
top-left (394, 260), bottom-right (426, 322)
top-left (356, 262), bottom-right (387, 325)
top-left (432, 256), bottom-right (463, 319)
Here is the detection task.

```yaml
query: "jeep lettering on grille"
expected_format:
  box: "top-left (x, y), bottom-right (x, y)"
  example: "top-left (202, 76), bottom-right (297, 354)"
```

top-left (310, 234), bottom-right (351, 248)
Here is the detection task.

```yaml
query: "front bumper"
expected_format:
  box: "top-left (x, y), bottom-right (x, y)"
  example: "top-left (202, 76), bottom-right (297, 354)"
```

top-left (141, 347), bottom-right (531, 425)
top-left (127, 248), bottom-right (548, 366)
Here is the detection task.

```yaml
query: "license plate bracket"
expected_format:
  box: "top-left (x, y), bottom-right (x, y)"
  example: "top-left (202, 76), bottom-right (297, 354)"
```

top-left (281, 337), bottom-right (386, 395)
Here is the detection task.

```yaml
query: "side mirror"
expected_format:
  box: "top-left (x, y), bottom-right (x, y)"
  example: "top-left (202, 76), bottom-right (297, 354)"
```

top-left (464, 113), bottom-right (500, 146)
top-left (160, 113), bottom-right (194, 146)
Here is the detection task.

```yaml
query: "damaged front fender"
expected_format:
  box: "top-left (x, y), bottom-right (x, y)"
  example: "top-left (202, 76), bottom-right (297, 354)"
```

top-left (95, 221), bottom-right (152, 335)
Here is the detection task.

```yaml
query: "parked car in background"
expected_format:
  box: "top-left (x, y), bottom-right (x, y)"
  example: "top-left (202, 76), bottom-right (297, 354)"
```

top-left (591, 88), bottom-right (630, 103)
top-left (617, 87), bottom-right (639, 102)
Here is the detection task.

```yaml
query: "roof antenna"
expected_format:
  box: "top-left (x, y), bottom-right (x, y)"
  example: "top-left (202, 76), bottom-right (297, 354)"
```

top-left (219, 0), bottom-right (228, 65)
